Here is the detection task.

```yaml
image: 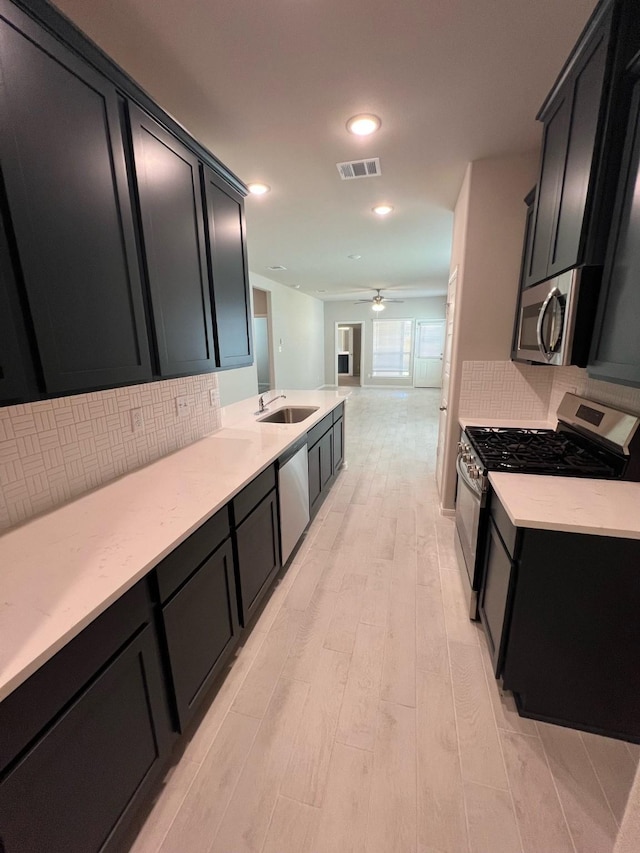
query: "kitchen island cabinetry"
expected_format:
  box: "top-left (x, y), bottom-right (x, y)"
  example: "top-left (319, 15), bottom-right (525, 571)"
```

top-left (0, 581), bottom-right (173, 853)
top-left (522, 0), bottom-right (640, 288)
top-left (588, 62), bottom-right (640, 387)
top-left (482, 492), bottom-right (640, 742)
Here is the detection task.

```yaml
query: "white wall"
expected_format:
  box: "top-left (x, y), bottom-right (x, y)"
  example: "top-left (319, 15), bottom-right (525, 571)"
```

top-left (441, 151), bottom-right (539, 509)
top-left (217, 272), bottom-right (325, 405)
top-left (323, 298), bottom-right (446, 387)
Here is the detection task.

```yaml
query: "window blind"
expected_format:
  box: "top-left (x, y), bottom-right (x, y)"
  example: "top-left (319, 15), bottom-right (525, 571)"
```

top-left (372, 319), bottom-right (413, 377)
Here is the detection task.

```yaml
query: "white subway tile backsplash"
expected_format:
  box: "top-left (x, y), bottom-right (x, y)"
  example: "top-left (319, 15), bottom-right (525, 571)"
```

top-left (0, 373), bottom-right (221, 533)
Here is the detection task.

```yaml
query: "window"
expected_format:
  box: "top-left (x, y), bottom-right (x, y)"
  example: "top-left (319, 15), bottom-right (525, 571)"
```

top-left (415, 320), bottom-right (444, 358)
top-left (372, 319), bottom-right (413, 377)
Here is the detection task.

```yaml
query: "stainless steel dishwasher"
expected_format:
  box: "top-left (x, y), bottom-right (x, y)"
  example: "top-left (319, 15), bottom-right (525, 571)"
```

top-left (277, 436), bottom-right (310, 565)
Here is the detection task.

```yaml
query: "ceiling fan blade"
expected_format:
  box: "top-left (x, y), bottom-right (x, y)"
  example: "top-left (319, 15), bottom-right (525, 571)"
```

top-left (353, 300), bottom-right (372, 303)
top-left (384, 299), bottom-right (404, 303)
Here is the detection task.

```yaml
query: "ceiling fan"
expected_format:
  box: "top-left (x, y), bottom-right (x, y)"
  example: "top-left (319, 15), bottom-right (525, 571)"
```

top-left (354, 288), bottom-right (404, 312)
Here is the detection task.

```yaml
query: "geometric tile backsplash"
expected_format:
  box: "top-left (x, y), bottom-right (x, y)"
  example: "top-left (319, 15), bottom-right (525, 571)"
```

top-left (0, 373), bottom-right (221, 533)
top-left (458, 360), bottom-right (553, 420)
top-left (459, 359), bottom-right (640, 423)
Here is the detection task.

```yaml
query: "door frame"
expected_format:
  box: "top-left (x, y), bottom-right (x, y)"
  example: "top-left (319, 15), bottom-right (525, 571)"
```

top-left (252, 286), bottom-right (275, 392)
top-left (413, 318), bottom-right (445, 388)
top-left (333, 321), bottom-right (364, 387)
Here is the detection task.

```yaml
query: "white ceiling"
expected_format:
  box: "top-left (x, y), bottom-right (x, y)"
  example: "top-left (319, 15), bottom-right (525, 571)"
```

top-left (53, 0), bottom-right (598, 301)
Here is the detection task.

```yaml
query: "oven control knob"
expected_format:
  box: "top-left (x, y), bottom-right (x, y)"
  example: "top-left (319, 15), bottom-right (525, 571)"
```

top-left (462, 443), bottom-right (470, 453)
top-left (462, 452), bottom-right (472, 463)
top-left (470, 466), bottom-right (480, 479)
top-left (457, 441), bottom-right (463, 453)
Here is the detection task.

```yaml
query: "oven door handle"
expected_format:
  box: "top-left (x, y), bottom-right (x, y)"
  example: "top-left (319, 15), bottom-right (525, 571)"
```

top-left (536, 287), bottom-right (564, 360)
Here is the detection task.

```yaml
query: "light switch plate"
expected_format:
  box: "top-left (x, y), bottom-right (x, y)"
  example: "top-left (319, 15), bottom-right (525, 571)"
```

top-left (176, 396), bottom-right (190, 418)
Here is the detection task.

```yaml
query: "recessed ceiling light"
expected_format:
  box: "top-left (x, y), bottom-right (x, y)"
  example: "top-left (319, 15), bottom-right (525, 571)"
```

top-left (348, 254), bottom-right (362, 260)
top-left (346, 114), bottom-right (381, 136)
top-left (248, 182), bottom-right (271, 195)
top-left (372, 204), bottom-right (393, 216)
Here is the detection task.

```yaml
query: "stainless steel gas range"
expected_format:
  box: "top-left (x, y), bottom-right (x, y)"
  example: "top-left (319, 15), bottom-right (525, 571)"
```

top-left (454, 393), bottom-right (640, 620)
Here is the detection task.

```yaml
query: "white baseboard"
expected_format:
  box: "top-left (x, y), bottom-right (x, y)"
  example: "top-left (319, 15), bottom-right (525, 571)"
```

top-left (439, 507), bottom-right (455, 518)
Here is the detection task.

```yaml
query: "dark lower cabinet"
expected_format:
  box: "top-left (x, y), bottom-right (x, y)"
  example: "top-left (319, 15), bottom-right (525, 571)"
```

top-left (202, 167), bottom-right (253, 369)
top-left (482, 496), bottom-right (640, 742)
top-left (0, 1), bottom-right (152, 395)
top-left (479, 518), bottom-right (516, 676)
top-left (589, 67), bottom-right (640, 386)
top-left (332, 417), bottom-right (344, 470)
top-left (0, 623), bottom-right (172, 853)
top-left (162, 540), bottom-right (239, 730)
top-left (129, 105), bottom-right (217, 378)
top-left (308, 406), bottom-right (344, 519)
top-left (235, 490), bottom-right (280, 625)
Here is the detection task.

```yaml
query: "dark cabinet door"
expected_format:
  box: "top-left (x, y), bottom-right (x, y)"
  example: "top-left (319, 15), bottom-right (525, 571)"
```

top-left (525, 95), bottom-right (571, 287)
top-left (548, 29), bottom-right (608, 277)
top-left (319, 429), bottom-right (333, 491)
top-left (0, 624), bottom-right (172, 853)
top-left (202, 167), bottom-right (253, 369)
top-left (0, 215), bottom-right (38, 405)
top-left (129, 105), bottom-right (216, 378)
top-left (235, 490), bottom-right (280, 625)
top-left (162, 539), bottom-right (239, 730)
top-left (308, 441), bottom-right (322, 515)
top-left (0, 6), bottom-right (152, 394)
top-left (589, 73), bottom-right (640, 387)
top-left (479, 519), bottom-right (515, 677)
top-left (332, 417), bottom-right (344, 471)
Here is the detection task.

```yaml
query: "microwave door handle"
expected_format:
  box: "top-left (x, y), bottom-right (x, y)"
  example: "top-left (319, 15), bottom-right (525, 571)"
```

top-left (536, 287), bottom-right (559, 360)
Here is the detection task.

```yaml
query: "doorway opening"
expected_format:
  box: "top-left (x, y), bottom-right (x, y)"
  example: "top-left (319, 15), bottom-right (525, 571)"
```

top-left (253, 287), bottom-right (274, 394)
top-left (335, 322), bottom-right (363, 387)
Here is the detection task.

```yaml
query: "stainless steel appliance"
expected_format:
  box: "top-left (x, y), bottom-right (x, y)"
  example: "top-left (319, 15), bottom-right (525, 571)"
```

top-left (514, 267), bottom-right (600, 366)
top-left (277, 437), bottom-right (310, 565)
top-left (455, 393), bottom-right (640, 619)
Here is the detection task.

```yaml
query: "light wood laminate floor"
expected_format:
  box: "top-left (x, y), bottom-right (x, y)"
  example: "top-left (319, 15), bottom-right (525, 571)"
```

top-left (130, 389), bottom-right (637, 853)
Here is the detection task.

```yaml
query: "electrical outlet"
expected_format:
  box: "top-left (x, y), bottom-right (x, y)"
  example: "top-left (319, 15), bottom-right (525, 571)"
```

top-left (130, 408), bottom-right (144, 433)
top-left (176, 396), bottom-right (190, 418)
top-left (209, 389), bottom-right (217, 407)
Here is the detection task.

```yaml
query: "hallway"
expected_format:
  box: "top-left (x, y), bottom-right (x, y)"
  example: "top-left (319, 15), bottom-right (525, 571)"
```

top-left (131, 388), bottom-right (637, 853)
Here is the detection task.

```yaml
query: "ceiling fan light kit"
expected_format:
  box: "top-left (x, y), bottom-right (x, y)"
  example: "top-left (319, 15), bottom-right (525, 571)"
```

top-left (354, 288), bottom-right (404, 310)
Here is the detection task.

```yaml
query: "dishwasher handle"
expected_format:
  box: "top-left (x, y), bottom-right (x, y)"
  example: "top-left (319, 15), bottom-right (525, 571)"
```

top-left (278, 436), bottom-right (308, 467)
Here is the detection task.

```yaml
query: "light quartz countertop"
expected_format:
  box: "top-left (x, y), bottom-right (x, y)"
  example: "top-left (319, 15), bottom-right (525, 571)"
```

top-left (458, 416), bottom-right (555, 430)
top-left (0, 390), bottom-right (348, 703)
top-left (489, 472), bottom-right (640, 540)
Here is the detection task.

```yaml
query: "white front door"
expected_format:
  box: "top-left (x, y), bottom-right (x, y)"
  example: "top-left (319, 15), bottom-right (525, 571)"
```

top-left (436, 270), bottom-right (457, 495)
top-left (413, 320), bottom-right (444, 388)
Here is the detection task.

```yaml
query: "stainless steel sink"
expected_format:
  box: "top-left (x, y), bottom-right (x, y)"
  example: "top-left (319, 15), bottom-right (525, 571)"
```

top-left (257, 406), bottom-right (319, 424)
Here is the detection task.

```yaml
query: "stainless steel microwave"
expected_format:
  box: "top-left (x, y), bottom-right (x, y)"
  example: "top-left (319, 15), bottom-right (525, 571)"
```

top-left (513, 267), bottom-right (600, 367)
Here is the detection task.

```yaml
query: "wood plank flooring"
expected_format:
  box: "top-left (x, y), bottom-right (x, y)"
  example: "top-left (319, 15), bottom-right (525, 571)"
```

top-left (130, 388), bottom-right (637, 853)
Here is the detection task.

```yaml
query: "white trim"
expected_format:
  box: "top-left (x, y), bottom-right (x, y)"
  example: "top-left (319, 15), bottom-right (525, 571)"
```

top-left (439, 507), bottom-right (456, 518)
top-left (334, 321), bottom-right (365, 387)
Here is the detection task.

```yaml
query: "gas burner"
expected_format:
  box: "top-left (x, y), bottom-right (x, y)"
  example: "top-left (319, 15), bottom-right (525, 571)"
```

top-left (465, 426), bottom-right (618, 478)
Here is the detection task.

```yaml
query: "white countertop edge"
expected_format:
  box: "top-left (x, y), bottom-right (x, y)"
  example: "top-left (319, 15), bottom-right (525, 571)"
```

top-left (489, 472), bottom-right (640, 540)
top-left (458, 416), bottom-right (555, 430)
top-left (0, 389), bottom-right (349, 702)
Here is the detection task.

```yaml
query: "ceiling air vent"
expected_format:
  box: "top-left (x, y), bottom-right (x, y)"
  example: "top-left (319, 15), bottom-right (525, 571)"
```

top-left (267, 265), bottom-right (287, 271)
top-left (336, 157), bottom-right (382, 180)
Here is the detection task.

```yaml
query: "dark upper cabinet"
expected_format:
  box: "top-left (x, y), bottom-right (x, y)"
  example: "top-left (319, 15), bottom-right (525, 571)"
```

top-left (589, 68), bottom-right (640, 386)
top-left (0, 2), bottom-right (152, 394)
top-left (522, 0), bottom-right (640, 289)
top-left (128, 105), bottom-right (217, 378)
top-left (523, 3), bottom-right (611, 287)
top-left (0, 214), bottom-right (38, 405)
top-left (202, 167), bottom-right (253, 369)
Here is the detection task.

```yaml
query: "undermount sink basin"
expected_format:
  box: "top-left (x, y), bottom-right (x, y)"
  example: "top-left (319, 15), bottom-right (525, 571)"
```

top-left (257, 406), bottom-right (319, 424)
